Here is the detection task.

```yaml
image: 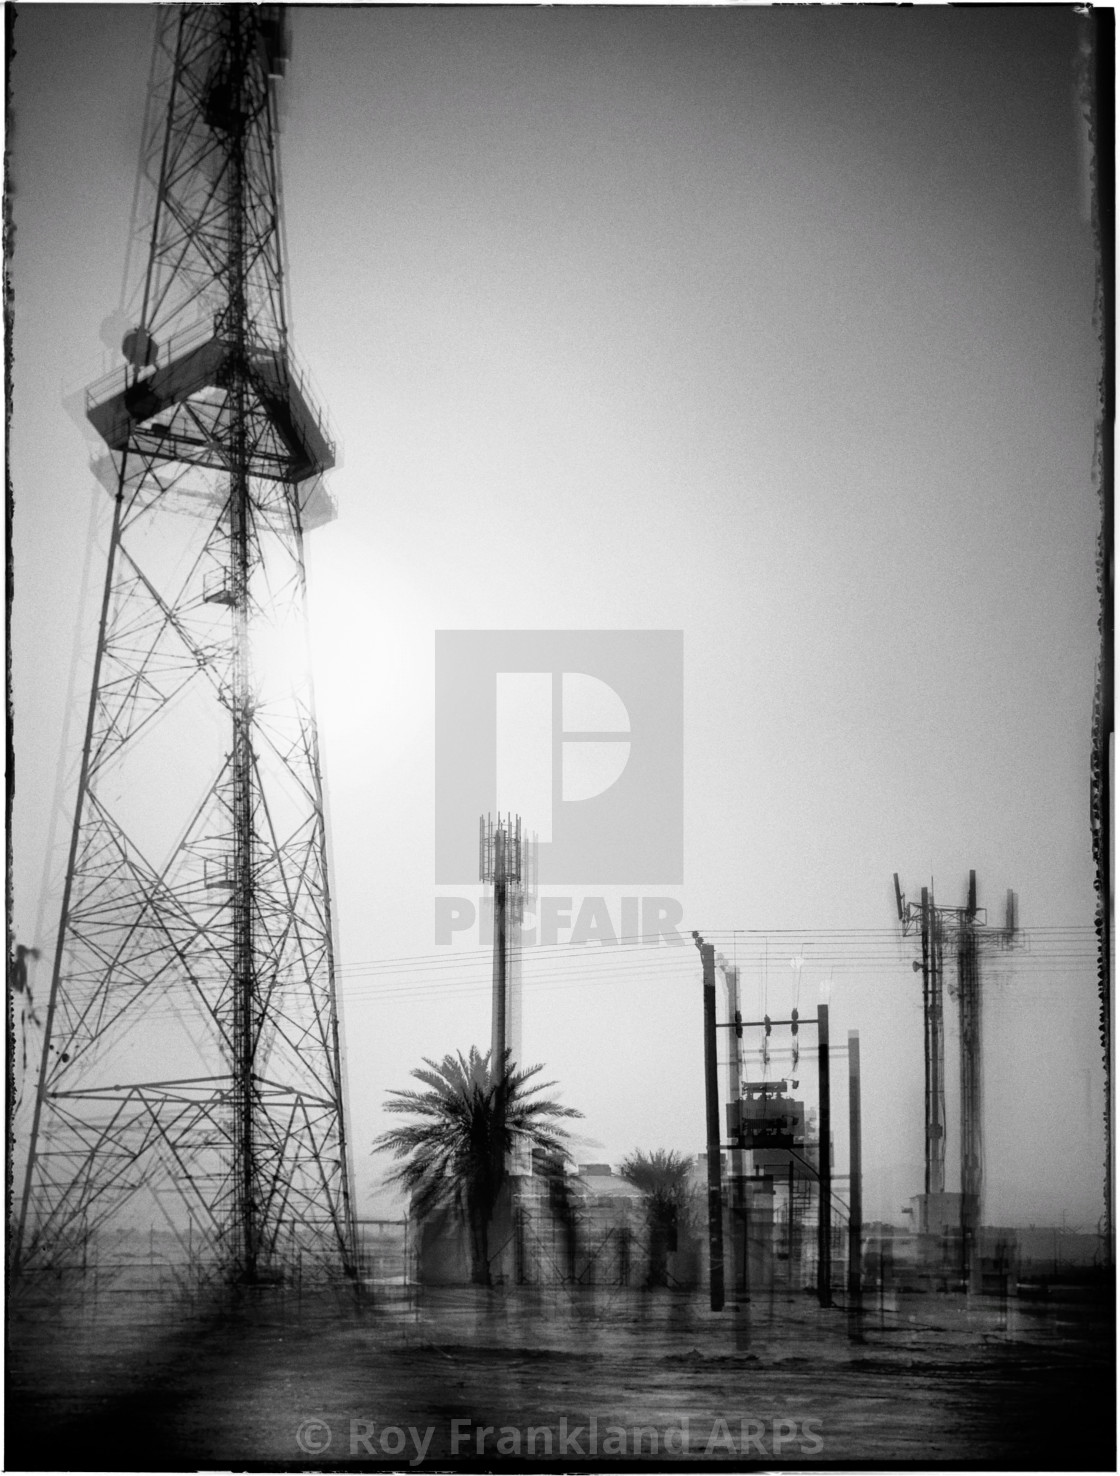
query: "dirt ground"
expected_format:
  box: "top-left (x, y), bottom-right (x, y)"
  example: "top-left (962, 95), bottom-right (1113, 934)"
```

top-left (6, 1278), bottom-right (1115, 1471)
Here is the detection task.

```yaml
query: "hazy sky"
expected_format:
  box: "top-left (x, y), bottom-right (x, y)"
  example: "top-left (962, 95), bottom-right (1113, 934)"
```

top-left (8, 4), bottom-right (1105, 1229)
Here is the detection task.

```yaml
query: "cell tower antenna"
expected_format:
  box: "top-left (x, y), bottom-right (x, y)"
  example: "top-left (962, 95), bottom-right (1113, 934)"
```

top-left (15, 5), bottom-right (355, 1284)
top-left (480, 814), bottom-right (527, 1075)
top-left (895, 867), bottom-right (1021, 1290)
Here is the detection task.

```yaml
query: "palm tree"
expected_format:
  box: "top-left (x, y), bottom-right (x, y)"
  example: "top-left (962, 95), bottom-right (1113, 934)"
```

top-left (618, 1148), bottom-right (694, 1287)
top-left (373, 1047), bottom-right (581, 1286)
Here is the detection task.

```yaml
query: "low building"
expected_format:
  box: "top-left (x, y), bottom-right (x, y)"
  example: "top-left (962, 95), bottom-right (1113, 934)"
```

top-left (414, 1159), bottom-right (705, 1288)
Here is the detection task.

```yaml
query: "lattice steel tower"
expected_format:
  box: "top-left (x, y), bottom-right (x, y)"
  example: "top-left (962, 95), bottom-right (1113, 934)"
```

top-left (15, 6), bottom-right (356, 1283)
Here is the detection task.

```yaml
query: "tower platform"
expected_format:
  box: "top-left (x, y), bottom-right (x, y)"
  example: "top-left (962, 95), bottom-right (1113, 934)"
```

top-left (86, 322), bottom-right (336, 490)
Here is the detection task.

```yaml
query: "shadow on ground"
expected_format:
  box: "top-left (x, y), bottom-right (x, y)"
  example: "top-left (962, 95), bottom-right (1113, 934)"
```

top-left (6, 1277), bottom-right (1115, 1470)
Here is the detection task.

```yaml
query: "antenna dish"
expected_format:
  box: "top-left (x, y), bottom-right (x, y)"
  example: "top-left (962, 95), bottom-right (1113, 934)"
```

top-left (122, 328), bottom-right (158, 368)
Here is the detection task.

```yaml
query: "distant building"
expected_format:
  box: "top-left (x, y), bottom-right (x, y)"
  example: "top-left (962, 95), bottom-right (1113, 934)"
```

top-left (414, 1159), bottom-right (704, 1288)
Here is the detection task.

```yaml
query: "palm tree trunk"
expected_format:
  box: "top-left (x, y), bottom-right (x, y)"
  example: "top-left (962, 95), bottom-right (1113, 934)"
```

top-left (468, 1204), bottom-right (491, 1286)
top-left (649, 1223), bottom-right (669, 1287)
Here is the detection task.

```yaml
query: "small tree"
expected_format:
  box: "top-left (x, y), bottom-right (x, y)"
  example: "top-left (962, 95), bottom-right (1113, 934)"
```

top-left (373, 1047), bottom-right (581, 1286)
top-left (618, 1148), bottom-right (694, 1287)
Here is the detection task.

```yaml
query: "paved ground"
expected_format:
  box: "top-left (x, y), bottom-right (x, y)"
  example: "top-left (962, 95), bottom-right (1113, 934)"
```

top-left (6, 1279), bottom-right (1115, 1471)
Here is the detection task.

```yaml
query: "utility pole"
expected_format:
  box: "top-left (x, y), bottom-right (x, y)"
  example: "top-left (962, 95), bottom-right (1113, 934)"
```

top-left (694, 934), bottom-right (725, 1312)
top-left (817, 1002), bottom-right (832, 1307)
top-left (896, 869), bottom-right (1018, 1289)
top-left (721, 1001), bottom-right (839, 1311)
top-left (722, 961), bottom-right (747, 1297)
top-left (848, 1030), bottom-right (863, 1307)
top-left (923, 888), bottom-right (946, 1198)
top-left (953, 872), bottom-right (1019, 1292)
top-left (918, 885), bottom-right (931, 1197)
top-left (957, 870), bottom-right (981, 1292)
top-left (896, 875), bottom-right (946, 1204)
top-left (724, 963), bottom-right (743, 1133)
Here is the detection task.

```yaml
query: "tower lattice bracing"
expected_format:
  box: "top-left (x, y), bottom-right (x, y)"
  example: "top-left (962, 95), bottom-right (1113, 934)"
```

top-left (15, 5), bottom-right (355, 1283)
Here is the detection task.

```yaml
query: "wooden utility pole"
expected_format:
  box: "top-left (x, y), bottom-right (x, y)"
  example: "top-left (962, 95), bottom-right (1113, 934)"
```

top-left (696, 935), bottom-right (725, 1312)
top-left (919, 889), bottom-right (931, 1196)
top-left (724, 963), bottom-right (748, 1297)
top-left (848, 1030), bottom-right (862, 1300)
top-left (957, 870), bottom-right (981, 1292)
top-left (817, 1002), bottom-right (832, 1307)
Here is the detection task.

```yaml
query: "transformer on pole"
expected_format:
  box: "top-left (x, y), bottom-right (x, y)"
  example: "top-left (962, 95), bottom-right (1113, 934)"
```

top-left (15, 6), bottom-right (355, 1284)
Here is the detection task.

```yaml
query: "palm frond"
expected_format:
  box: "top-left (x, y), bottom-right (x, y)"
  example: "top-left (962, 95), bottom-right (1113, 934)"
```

top-left (372, 1045), bottom-right (583, 1231)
